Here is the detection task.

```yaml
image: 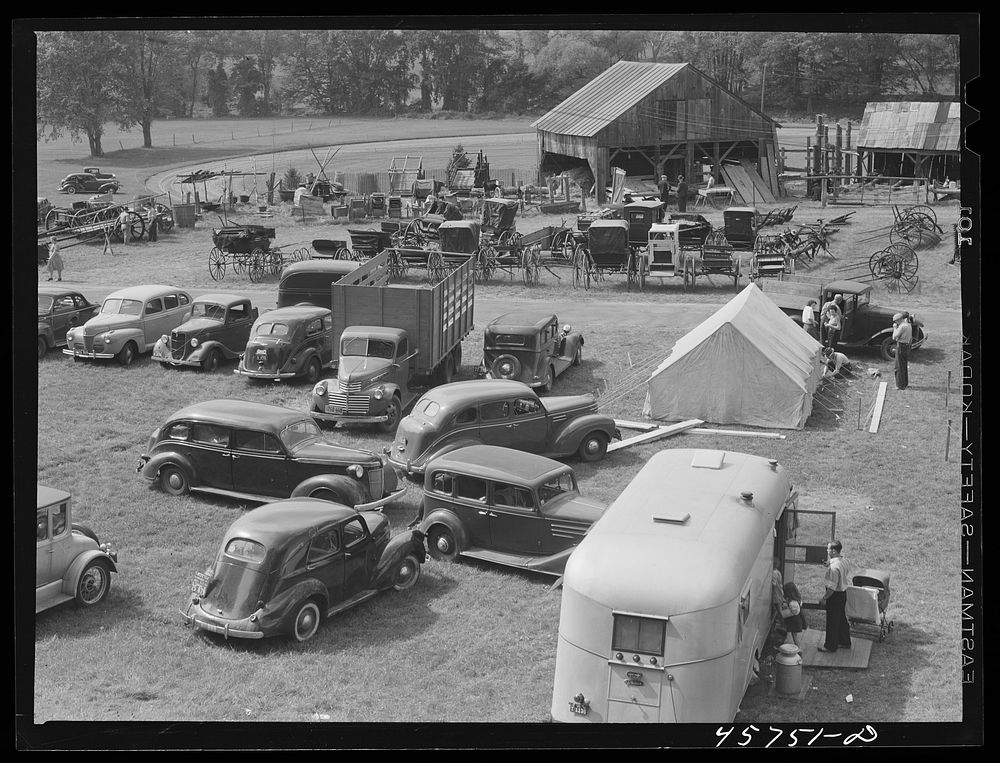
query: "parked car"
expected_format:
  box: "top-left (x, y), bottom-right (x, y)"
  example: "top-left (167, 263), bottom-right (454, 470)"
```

top-left (235, 305), bottom-right (335, 383)
top-left (58, 171), bottom-right (120, 195)
top-left (64, 285), bottom-right (192, 366)
top-left (181, 498), bottom-right (425, 642)
top-left (136, 399), bottom-right (405, 511)
top-left (38, 285), bottom-right (99, 360)
top-left (415, 445), bottom-right (605, 576)
top-left (36, 485), bottom-right (119, 613)
top-left (387, 380), bottom-right (620, 480)
top-left (152, 293), bottom-right (258, 372)
top-left (480, 312), bottom-right (584, 392)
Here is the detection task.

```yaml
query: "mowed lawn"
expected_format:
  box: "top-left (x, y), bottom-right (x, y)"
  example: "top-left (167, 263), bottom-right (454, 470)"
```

top-left (29, 120), bottom-right (967, 726)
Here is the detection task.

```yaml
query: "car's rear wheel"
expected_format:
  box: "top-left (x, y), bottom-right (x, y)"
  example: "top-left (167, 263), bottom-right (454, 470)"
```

top-left (65, 185), bottom-right (79, 195)
top-left (428, 525), bottom-right (459, 562)
top-left (75, 559), bottom-right (111, 607)
top-left (879, 335), bottom-right (896, 361)
top-left (578, 432), bottom-right (609, 462)
top-left (391, 553), bottom-right (422, 591)
top-left (572, 347), bottom-right (582, 366)
top-left (201, 348), bottom-right (221, 373)
top-left (117, 342), bottom-right (137, 367)
top-left (291, 600), bottom-right (322, 642)
top-left (160, 465), bottom-right (191, 496)
top-left (303, 357), bottom-right (321, 385)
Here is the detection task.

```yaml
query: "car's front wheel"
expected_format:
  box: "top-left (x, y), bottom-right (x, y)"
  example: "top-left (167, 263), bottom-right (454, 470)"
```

top-left (117, 341), bottom-right (137, 367)
top-left (291, 600), bottom-right (322, 642)
top-left (578, 432), bottom-right (609, 462)
top-left (391, 553), bottom-right (422, 591)
top-left (201, 348), bottom-right (221, 373)
top-left (160, 465), bottom-right (191, 496)
top-left (428, 525), bottom-right (460, 562)
top-left (378, 396), bottom-right (402, 434)
top-left (37, 336), bottom-right (47, 361)
top-left (75, 559), bottom-right (111, 607)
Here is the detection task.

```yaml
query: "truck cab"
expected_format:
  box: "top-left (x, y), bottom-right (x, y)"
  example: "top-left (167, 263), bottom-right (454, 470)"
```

top-left (310, 326), bottom-right (419, 433)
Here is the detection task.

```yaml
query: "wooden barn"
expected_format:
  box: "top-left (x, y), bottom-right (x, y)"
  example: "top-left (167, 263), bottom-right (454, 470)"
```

top-left (856, 101), bottom-right (960, 183)
top-left (531, 61), bottom-right (781, 204)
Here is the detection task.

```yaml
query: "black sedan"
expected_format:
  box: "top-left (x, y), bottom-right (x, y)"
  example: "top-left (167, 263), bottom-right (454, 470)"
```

top-left (38, 286), bottom-right (99, 360)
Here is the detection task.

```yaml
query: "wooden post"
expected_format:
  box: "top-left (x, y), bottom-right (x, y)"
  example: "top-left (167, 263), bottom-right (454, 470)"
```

top-left (805, 137), bottom-right (812, 174)
top-left (835, 123), bottom-right (843, 176)
top-left (857, 396), bottom-right (862, 430)
top-left (946, 370), bottom-right (951, 409)
top-left (945, 420), bottom-right (952, 461)
top-left (823, 126), bottom-right (830, 174)
top-left (267, 172), bottom-right (275, 205)
top-left (845, 122), bottom-right (853, 177)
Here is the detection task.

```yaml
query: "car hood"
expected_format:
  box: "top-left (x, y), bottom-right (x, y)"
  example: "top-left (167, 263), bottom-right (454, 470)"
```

top-left (339, 356), bottom-right (393, 383)
top-left (294, 439), bottom-right (383, 466)
top-left (81, 314), bottom-right (138, 334)
top-left (174, 317), bottom-right (223, 335)
top-left (540, 393), bottom-right (599, 416)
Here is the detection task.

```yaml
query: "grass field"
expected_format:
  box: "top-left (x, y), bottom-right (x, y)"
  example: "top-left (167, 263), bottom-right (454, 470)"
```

top-left (28, 118), bottom-right (967, 729)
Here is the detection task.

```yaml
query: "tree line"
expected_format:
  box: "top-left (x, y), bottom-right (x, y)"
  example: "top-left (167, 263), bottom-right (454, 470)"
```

top-left (36, 29), bottom-right (960, 157)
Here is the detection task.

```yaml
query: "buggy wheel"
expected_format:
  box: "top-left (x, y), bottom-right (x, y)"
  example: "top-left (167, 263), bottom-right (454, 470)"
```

top-left (117, 211), bottom-right (145, 242)
top-left (334, 247), bottom-right (351, 260)
top-left (267, 251), bottom-right (283, 275)
top-left (208, 248), bottom-right (226, 281)
top-left (733, 257), bottom-right (742, 292)
top-left (561, 236), bottom-right (576, 263)
top-left (44, 208), bottom-right (61, 230)
top-left (427, 251), bottom-right (445, 281)
top-left (248, 249), bottom-right (266, 282)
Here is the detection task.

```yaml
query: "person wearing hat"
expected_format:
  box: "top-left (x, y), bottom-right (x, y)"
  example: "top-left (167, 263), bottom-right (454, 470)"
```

top-left (891, 311), bottom-right (913, 390)
top-left (676, 174), bottom-right (689, 212)
top-left (658, 173), bottom-right (671, 209)
top-left (45, 236), bottom-right (63, 281)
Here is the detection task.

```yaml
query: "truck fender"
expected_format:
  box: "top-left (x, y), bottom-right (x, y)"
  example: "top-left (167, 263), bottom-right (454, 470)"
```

top-left (868, 327), bottom-right (894, 346)
top-left (550, 415), bottom-right (617, 456)
top-left (418, 507), bottom-right (469, 550)
top-left (373, 530), bottom-right (427, 589)
top-left (142, 451), bottom-right (200, 486)
top-left (190, 339), bottom-right (241, 362)
top-left (291, 474), bottom-right (369, 506)
top-left (61, 549), bottom-right (118, 598)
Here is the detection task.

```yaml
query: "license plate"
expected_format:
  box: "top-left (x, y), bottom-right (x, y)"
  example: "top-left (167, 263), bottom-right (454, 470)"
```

top-left (255, 350), bottom-right (267, 361)
top-left (569, 702), bottom-right (589, 716)
top-left (327, 405), bottom-right (346, 414)
top-left (191, 572), bottom-right (210, 598)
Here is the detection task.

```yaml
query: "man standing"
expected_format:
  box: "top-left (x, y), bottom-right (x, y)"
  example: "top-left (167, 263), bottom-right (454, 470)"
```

top-left (658, 174), bottom-right (671, 209)
top-left (892, 312), bottom-right (912, 390)
top-left (802, 299), bottom-right (819, 340)
top-left (675, 174), bottom-right (688, 213)
top-left (116, 208), bottom-right (132, 246)
top-left (146, 204), bottom-right (158, 243)
top-left (818, 539), bottom-right (852, 653)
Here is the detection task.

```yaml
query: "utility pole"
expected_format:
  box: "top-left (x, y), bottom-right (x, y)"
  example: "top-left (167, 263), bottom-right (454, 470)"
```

top-left (760, 64), bottom-right (766, 112)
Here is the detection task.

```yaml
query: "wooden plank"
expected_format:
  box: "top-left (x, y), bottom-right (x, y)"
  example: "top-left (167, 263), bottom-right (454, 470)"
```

top-left (868, 382), bottom-right (888, 433)
top-left (739, 159), bottom-right (776, 203)
top-left (608, 419), bottom-right (704, 453)
top-left (720, 165), bottom-right (749, 205)
top-left (614, 419), bottom-right (661, 432)
top-left (687, 427), bottom-right (786, 439)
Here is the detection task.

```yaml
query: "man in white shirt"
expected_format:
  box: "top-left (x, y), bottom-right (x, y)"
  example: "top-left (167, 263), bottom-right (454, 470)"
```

top-left (802, 299), bottom-right (819, 340)
top-left (293, 184), bottom-right (308, 207)
top-left (891, 312), bottom-right (913, 390)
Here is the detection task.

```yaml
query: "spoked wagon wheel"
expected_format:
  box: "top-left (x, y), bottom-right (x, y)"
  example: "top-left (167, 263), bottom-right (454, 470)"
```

top-left (732, 257), bottom-right (742, 292)
top-left (231, 250), bottom-right (250, 274)
top-left (521, 244), bottom-right (541, 286)
top-left (868, 248), bottom-right (886, 279)
top-left (44, 208), bottom-right (62, 231)
top-left (561, 235), bottom-right (576, 263)
top-left (267, 251), bottom-right (283, 276)
top-left (876, 243), bottom-right (919, 293)
top-left (156, 204), bottom-right (175, 232)
top-left (208, 247), bottom-right (227, 281)
top-left (248, 249), bottom-right (266, 283)
top-left (572, 246), bottom-right (591, 291)
top-left (902, 204), bottom-right (941, 233)
top-left (386, 250), bottom-right (409, 280)
top-left (427, 251), bottom-right (446, 282)
top-left (551, 229), bottom-right (572, 258)
top-left (334, 246), bottom-right (352, 260)
top-left (705, 229), bottom-right (729, 247)
top-left (116, 211), bottom-right (145, 242)
top-left (626, 252), bottom-right (642, 292)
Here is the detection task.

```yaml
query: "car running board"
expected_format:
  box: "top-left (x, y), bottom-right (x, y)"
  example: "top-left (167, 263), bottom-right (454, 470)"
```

top-left (326, 589), bottom-right (379, 618)
top-left (460, 548), bottom-right (561, 577)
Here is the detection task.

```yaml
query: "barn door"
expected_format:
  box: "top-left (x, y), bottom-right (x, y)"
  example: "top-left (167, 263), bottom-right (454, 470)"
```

top-left (775, 502), bottom-right (837, 610)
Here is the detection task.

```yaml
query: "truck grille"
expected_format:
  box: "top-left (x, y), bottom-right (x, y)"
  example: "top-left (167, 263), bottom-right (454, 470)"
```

top-left (367, 466), bottom-right (384, 500)
top-left (327, 392), bottom-right (370, 414)
top-left (169, 331), bottom-right (188, 358)
top-left (339, 379), bottom-right (364, 394)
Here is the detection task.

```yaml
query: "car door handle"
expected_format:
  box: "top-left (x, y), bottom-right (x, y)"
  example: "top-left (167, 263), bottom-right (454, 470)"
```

top-left (506, 423), bottom-right (518, 428)
top-left (230, 453), bottom-right (240, 459)
top-left (478, 510), bottom-right (489, 515)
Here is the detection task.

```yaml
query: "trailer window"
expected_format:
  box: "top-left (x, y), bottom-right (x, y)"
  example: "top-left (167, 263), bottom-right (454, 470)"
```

top-left (612, 614), bottom-right (665, 656)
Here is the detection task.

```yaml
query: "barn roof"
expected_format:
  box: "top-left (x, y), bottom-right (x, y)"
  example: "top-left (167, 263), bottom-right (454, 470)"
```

top-left (531, 60), bottom-right (777, 138)
top-left (857, 101), bottom-right (961, 152)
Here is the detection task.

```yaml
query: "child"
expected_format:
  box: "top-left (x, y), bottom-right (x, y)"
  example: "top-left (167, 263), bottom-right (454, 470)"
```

top-left (782, 581), bottom-right (807, 646)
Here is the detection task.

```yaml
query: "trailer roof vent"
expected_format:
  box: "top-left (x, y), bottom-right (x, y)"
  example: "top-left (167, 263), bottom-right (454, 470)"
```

top-left (690, 450), bottom-right (725, 470)
top-left (653, 512), bottom-right (691, 525)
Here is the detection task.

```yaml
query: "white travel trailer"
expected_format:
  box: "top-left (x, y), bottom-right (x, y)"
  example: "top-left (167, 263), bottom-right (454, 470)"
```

top-left (550, 448), bottom-right (799, 723)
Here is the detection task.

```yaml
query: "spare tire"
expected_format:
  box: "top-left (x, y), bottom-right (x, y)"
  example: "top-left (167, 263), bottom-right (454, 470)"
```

top-left (491, 354), bottom-right (521, 381)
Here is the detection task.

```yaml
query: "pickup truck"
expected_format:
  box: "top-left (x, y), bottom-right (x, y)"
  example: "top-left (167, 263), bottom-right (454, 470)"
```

top-left (757, 276), bottom-right (926, 360)
top-left (306, 251), bottom-right (475, 432)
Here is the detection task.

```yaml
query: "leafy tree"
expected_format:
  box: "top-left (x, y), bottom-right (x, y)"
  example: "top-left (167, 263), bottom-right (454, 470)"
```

top-left (206, 60), bottom-right (229, 117)
top-left (116, 30), bottom-right (177, 148)
top-left (36, 31), bottom-right (127, 157)
top-left (231, 56), bottom-right (263, 117)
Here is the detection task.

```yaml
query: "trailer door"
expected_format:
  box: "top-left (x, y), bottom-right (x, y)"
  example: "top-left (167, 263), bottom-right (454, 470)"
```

top-left (776, 507), bottom-right (837, 609)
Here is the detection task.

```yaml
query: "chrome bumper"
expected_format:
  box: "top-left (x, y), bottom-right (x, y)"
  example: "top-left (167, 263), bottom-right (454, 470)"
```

top-left (180, 608), bottom-right (264, 640)
top-left (63, 347), bottom-right (114, 360)
top-left (310, 410), bottom-right (390, 424)
top-left (233, 366), bottom-right (297, 380)
top-left (356, 486), bottom-right (407, 512)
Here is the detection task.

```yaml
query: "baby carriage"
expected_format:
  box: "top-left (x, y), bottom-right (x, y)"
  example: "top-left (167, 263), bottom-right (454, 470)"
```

top-left (845, 568), bottom-right (895, 642)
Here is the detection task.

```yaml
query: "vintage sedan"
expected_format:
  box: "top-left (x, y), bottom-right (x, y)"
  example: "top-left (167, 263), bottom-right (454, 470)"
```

top-left (480, 312), bottom-right (583, 391)
top-left (38, 285), bottom-right (99, 360)
top-left (152, 293), bottom-right (258, 372)
top-left (235, 305), bottom-right (335, 383)
top-left (182, 498), bottom-right (425, 642)
top-left (137, 399), bottom-right (405, 511)
top-left (58, 171), bottom-right (120, 195)
top-left (64, 285), bottom-right (192, 366)
top-left (388, 380), bottom-right (620, 481)
top-left (416, 445), bottom-right (605, 576)
top-left (36, 485), bottom-right (119, 613)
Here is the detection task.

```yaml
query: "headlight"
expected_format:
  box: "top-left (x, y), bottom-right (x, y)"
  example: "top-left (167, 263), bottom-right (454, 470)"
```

top-left (347, 464), bottom-right (365, 479)
top-left (66, 329), bottom-right (74, 340)
top-left (103, 332), bottom-right (114, 342)
top-left (372, 386), bottom-right (385, 400)
top-left (189, 337), bottom-right (199, 348)
top-left (313, 381), bottom-right (327, 395)
top-left (160, 334), bottom-right (169, 344)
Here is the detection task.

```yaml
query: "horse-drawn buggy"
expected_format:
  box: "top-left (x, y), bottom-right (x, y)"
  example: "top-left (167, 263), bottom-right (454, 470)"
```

top-left (208, 224), bottom-right (308, 282)
top-left (570, 219), bottom-right (646, 291)
top-left (476, 197), bottom-right (526, 280)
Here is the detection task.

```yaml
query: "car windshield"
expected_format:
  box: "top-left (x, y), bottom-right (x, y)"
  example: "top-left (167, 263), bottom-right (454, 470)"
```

top-left (100, 298), bottom-right (143, 316)
top-left (38, 295), bottom-right (54, 312)
top-left (279, 418), bottom-right (324, 451)
top-left (255, 322), bottom-right (289, 336)
top-left (538, 473), bottom-right (577, 506)
top-left (342, 337), bottom-right (395, 359)
top-left (191, 302), bottom-right (227, 321)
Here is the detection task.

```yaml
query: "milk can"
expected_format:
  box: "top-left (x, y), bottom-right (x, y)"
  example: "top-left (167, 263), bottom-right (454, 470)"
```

top-left (775, 643), bottom-right (803, 695)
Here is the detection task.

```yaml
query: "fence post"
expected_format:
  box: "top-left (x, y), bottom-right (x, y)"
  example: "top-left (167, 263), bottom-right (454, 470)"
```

top-left (945, 420), bottom-right (952, 461)
top-left (945, 370), bottom-right (951, 408)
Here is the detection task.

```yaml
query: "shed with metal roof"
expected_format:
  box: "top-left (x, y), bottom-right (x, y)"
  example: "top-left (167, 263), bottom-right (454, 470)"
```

top-left (531, 61), bottom-right (780, 204)
top-left (856, 101), bottom-right (960, 182)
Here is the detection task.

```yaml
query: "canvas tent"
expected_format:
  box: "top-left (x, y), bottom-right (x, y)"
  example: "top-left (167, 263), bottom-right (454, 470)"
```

top-left (643, 283), bottom-right (823, 430)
